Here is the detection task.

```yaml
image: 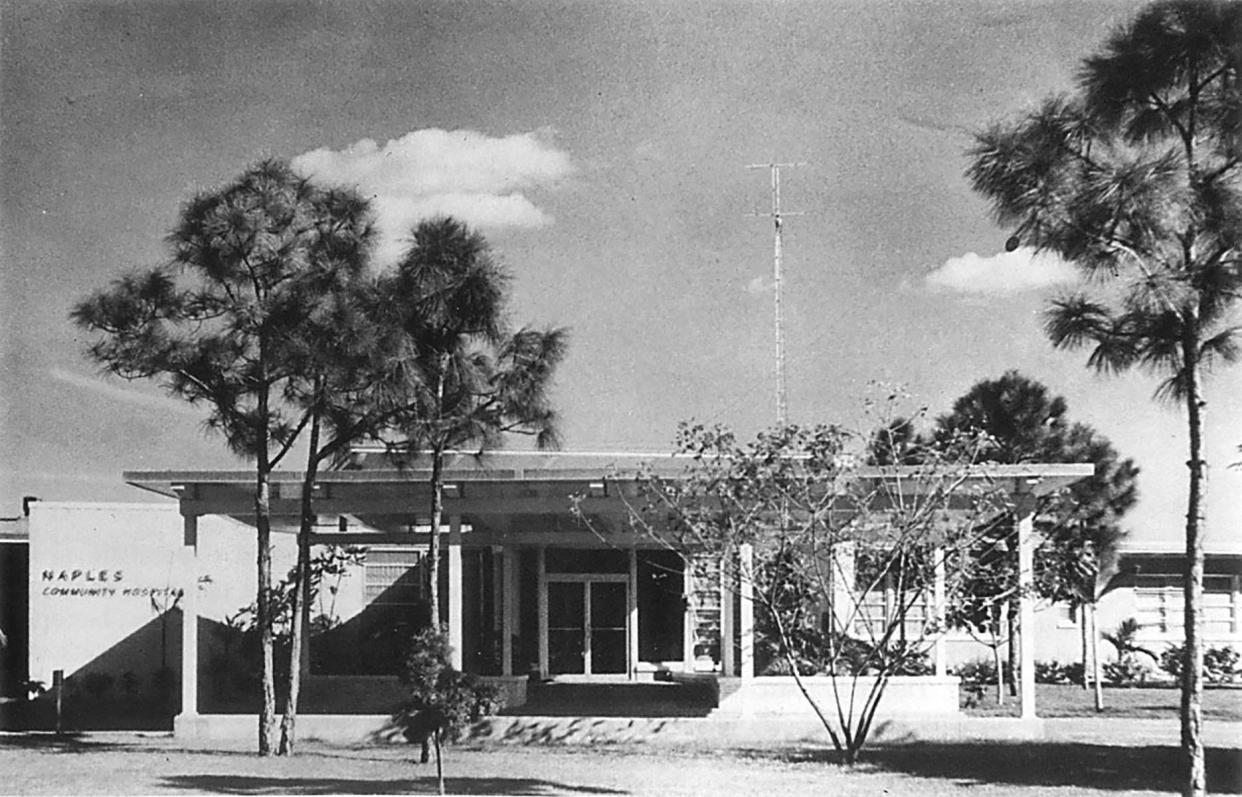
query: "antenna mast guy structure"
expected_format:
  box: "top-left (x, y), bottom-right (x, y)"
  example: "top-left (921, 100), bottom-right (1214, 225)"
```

top-left (748, 162), bottom-right (805, 426)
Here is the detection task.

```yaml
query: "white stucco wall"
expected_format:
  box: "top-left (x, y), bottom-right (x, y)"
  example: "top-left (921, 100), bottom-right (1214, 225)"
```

top-left (26, 502), bottom-right (297, 686)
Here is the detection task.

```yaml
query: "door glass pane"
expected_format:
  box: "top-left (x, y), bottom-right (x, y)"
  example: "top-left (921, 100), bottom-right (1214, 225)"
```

top-left (591, 630), bottom-right (627, 673)
top-left (549, 582), bottom-right (585, 674)
top-left (591, 582), bottom-right (627, 629)
top-left (590, 582), bottom-right (627, 674)
top-left (549, 582), bottom-right (584, 628)
top-left (638, 551), bottom-right (684, 662)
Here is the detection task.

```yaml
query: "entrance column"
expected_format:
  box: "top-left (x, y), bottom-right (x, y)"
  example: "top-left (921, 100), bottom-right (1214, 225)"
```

top-left (502, 547), bottom-right (516, 677)
top-left (721, 552), bottom-right (735, 676)
top-left (682, 559), bottom-right (695, 672)
top-left (627, 548), bottom-right (638, 680)
top-left (448, 516), bottom-right (463, 670)
top-left (739, 543), bottom-right (754, 680)
top-left (933, 547), bottom-right (947, 677)
top-left (491, 545), bottom-right (503, 648)
top-left (179, 514), bottom-right (199, 720)
top-left (1016, 489), bottom-right (1037, 720)
top-left (537, 546), bottom-right (548, 679)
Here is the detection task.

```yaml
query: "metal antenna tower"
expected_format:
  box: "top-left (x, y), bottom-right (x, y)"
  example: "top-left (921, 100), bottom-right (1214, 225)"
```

top-left (747, 162), bottom-right (806, 426)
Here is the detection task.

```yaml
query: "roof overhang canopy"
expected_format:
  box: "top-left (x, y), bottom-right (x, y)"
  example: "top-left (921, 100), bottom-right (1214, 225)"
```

top-left (125, 451), bottom-right (1094, 527)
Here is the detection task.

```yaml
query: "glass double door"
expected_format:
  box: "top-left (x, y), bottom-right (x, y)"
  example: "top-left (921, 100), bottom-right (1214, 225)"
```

top-left (548, 578), bottom-right (628, 675)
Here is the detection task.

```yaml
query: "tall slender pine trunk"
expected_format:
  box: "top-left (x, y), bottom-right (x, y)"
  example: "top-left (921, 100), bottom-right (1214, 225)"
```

top-left (256, 465), bottom-right (276, 755)
top-left (1181, 338), bottom-right (1206, 797)
top-left (428, 449), bottom-right (444, 631)
top-left (1007, 599), bottom-right (1019, 697)
top-left (256, 373), bottom-right (276, 756)
top-left (426, 361), bottom-right (448, 632)
top-left (280, 402), bottom-right (321, 755)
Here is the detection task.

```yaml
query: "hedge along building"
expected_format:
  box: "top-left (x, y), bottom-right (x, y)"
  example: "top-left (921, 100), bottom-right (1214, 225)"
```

top-left (25, 450), bottom-right (1093, 739)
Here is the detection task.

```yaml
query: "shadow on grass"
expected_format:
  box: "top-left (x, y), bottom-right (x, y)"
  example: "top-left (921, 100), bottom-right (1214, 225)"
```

top-left (0, 732), bottom-right (134, 753)
top-left (159, 774), bottom-right (627, 795)
top-left (744, 741), bottom-right (1242, 794)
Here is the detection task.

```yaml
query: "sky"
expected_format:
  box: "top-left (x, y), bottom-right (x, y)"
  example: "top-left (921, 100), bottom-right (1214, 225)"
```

top-left (1, 0), bottom-right (1238, 549)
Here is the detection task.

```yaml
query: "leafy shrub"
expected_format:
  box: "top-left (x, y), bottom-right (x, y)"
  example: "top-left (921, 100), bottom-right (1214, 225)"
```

top-left (1103, 653), bottom-right (1151, 685)
top-left (1160, 645), bottom-right (1181, 679)
top-left (1062, 661), bottom-right (1085, 685)
top-left (757, 633), bottom-right (932, 677)
top-left (397, 627), bottom-right (502, 744)
top-left (1160, 643), bottom-right (1241, 684)
top-left (1206, 646), bottom-right (1241, 683)
top-left (1035, 660), bottom-right (1079, 684)
top-left (953, 658), bottom-right (1010, 687)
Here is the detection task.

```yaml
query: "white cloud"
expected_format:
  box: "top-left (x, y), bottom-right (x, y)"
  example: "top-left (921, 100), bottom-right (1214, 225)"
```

top-left (745, 276), bottom-right (769, 296)
top-left (924, 248), bottom-right (1079, 296)
top-left (48, 368), bottom-right (203, 417)
top-left (292, 129), bottom-right (574, 265)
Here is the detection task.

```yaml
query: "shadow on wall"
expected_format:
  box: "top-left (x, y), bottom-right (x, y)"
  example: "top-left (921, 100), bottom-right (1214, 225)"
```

top-left (10, 611), bottom-right (184, 731)
top-left (8, 576), bottom-right (441, 729)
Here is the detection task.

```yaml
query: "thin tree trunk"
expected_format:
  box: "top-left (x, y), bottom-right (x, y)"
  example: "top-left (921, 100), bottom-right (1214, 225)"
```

top-left (1090, 603), bottom-right (1103, 712)
top-left (428, 447), bottom-right (444, 631)
top-left (992, 609), bottom-right (1004, 706)
top-left (426, 361), bottom-right (448, 632)
top-left (1007, 599), bottom-right (1019, 697)
top-left (254, 348), bottom-right (276, 757)
top-left (1181, 341), bottom-right (1206, 797)
top-left (256, 464), bottom-right (276, 756)
top-left (280, 402), bottom-right (321, 755)
top-left (1080, 603), bottom-right (1089, 690)
top-left (434, 727), bottom-right (445, 795)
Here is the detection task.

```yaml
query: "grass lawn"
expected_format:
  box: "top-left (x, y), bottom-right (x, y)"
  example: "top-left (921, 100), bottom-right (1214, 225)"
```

top-left (963, 683), bottom-right (1242, 720)
top-left (1, 728), bottom-right (1240, 796)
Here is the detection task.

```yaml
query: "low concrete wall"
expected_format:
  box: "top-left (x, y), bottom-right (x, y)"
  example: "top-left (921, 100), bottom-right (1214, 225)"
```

top-left (175, 713), bottom-right (399, 742)
top-left (718, 675), bottom-right (961, 718)
top-left (173, 712), bottom-right (1048, 747)
top-left (271, 674), bottom-right (526, 715)
top-left (479, 675), bottom-right (528, 709)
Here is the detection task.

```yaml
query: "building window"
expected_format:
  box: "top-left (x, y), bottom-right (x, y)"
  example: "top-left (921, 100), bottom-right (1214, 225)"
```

top-left (1056, 602), bottom-right (1078, 628)
top-left (852, 586), bottom-right (931, 640)
top-left (1135, 575), bottom-right (1237, 636)
top-left (364, 548), bottom-right (423, 606)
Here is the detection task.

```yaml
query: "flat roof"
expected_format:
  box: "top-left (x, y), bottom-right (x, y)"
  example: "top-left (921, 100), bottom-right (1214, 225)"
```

top-left (125, 450), bottom-right (1094, 499)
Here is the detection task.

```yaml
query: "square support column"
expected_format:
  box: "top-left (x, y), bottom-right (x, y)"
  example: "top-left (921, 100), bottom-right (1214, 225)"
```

top-left (628, 547), bottom-right (639, 680)
top-left (447, 516), bottom-right (463, 671)
top-left (501, 547), bottom-right (516, 677)
top-left (739, 543), bottom-right (754, 681)
top-left (721, 553), bottom-right (735, 677)
top-left (682, 557), bottom-right (696, 672)
top-left (180, 514), bottom-right (199, 719)
top-left (537, 546), bottom-right (548, 679)
top-left (1016, 491), bottom-right (1037, 720)
top-left (934, 546), bottom-right (947, 678)
top-left (491, 547), bottom-right (503, 636)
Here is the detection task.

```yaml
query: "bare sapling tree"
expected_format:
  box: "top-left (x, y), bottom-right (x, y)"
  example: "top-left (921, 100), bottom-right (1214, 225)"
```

top-left (612, 409), bottom-right (1006, 763)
